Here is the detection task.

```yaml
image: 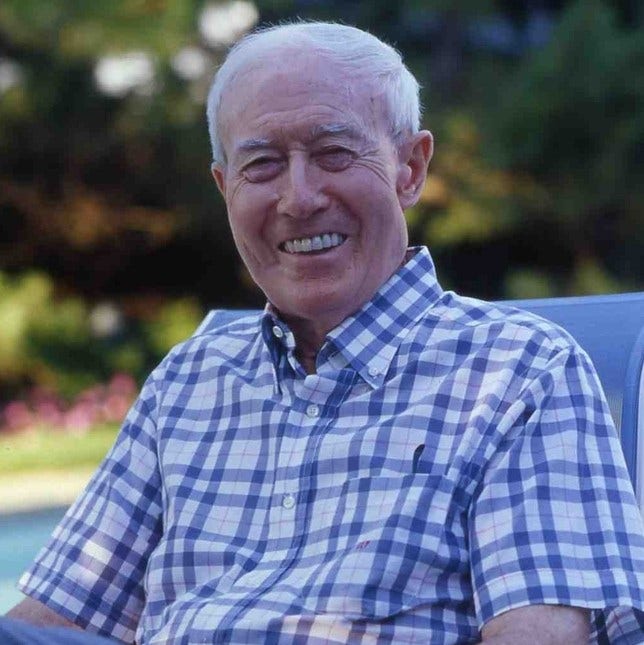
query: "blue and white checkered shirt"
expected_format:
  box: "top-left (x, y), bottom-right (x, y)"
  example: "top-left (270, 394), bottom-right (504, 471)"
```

top-left (19, 247), bottom-right (644, 644)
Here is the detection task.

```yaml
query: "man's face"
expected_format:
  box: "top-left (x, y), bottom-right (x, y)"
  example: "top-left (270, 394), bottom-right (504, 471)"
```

top-left (213, 51), bottom-right (429, 329)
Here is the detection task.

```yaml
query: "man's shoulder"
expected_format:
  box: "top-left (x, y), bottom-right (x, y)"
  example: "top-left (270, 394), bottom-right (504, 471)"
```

top-left (190, 309), bottom-right (262, 337)
top-left (427, 291), bottom-right (580, 355)
top-left (154, 310), bottom-right (265, 379)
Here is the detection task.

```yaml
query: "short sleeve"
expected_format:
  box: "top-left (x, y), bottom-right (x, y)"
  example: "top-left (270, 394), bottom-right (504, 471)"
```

top-left (469, 346), bottom-right (644, 643)
top-left (18, 375), bottom-right (164, 643)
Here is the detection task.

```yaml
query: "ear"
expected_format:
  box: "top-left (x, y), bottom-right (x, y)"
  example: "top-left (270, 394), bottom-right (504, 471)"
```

top-left (211, 162), bottom-right (226, 198)
top-left (396, 130), bottom-right (433, 210)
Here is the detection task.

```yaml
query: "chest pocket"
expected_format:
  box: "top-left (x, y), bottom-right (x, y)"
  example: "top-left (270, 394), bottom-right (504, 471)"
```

top-left (297, 470), bottom-right (458, 620)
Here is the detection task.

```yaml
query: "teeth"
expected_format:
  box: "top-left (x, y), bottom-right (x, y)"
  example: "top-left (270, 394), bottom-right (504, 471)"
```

top-left (283, 233), bottom-right (346, 254)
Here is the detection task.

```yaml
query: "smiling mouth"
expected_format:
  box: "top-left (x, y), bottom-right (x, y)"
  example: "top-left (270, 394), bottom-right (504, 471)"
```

top-left (281, 233), bottom-right (347, 254)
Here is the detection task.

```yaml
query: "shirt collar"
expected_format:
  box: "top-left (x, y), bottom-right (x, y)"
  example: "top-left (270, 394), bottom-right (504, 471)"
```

top-left (260, 246), bottom-right (443, 387)
top-left (324, 246), bottom-right (443, 387)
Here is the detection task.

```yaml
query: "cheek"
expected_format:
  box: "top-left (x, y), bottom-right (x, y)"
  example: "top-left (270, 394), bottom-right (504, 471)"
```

top-left (226, 188), bottom-right (277, 268)
top-left (341, 180), bottom-right (405, 235)
top-left (338, 165), bottom-right (399, 208)
top-left (226, 187), bottom-right (266, 236)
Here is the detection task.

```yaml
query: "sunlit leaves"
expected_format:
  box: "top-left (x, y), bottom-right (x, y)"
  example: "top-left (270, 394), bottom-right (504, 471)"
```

top-left (0, 0), bottom-right (201, 58)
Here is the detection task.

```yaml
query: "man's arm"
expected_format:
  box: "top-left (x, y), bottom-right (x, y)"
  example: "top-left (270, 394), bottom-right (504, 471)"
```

top-left (6, 596), bottom-right (80, 629)
top-left (480, 604), bottom-right (590, 644)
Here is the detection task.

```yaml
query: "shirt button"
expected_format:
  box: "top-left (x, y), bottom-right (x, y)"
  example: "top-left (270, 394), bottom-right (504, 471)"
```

top-left (272, 325), bottom-right (284, 339)
top-left (368, 366), bottom-right (380, 377)
top-left (306, 403), bottom-right (320, 418)
top-left (282, 493), bottom-right (296, 509)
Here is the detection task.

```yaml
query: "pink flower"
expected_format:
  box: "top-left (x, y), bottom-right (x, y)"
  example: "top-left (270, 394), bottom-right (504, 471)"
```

top-left (0, 372), bottom-right (138, 434)
top-left (2, 401), bottom-right (34, 432)
top-left (108, 373), bottom-right (137, 397)
top-left (64, 401), bottom-right (99, 435)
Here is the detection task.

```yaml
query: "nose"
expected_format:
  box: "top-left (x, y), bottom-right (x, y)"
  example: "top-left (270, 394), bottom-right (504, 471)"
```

top-left (276, 156), bottom-right (329, 219)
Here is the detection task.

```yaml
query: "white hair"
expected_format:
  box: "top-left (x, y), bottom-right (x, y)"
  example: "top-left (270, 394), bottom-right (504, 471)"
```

top-left (206, 21), bottom-right (422, 165)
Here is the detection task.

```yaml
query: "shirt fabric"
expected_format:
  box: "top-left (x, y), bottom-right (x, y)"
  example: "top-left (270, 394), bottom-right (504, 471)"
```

top-left (19, 247), bottom-right (644, 644)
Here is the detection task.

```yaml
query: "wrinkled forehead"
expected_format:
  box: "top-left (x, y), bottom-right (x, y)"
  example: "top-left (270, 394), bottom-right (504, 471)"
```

top-left (218, 47), bottom-right (388, 134)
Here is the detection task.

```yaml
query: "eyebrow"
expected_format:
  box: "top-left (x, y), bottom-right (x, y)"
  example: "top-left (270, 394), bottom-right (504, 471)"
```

top-left (237, 138), bottom-right (275, 153)
top-left (309, 123), bottom-right (364, 142)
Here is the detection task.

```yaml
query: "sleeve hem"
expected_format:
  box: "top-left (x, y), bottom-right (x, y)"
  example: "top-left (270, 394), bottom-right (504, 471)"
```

top-left (475, 567), bottom-right (644, 625)
top-left (18, 568), bottom-right (139, 644)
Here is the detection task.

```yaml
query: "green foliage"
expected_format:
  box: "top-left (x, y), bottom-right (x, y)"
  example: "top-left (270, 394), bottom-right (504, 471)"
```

top-left (414, 113), bottom-right (524, 248)
top-left (143, 297), bottom-right (205, 356)
top-left (491, 0), bottom-right (644, 208)
top-left (0, 0), bottom-right (201, 58)
top-left (0, 271), bottom-right (100, 396)
top-left (504, 270), bottom-right (557, 300)
top-left (408, 0), bottom-right (644, 297)
top-left (0, 272), bottom-right (51, 376)
top-left (484, 0), bottom-right (644, 255)
top-left (0, 423), bottom-right (118, 473)
top-left (0, 270), bottom-right (204, 401)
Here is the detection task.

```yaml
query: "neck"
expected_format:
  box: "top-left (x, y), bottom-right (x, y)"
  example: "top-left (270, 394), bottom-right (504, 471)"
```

top-left (296, 349), bottom-right (318, 375)
top-left (287, 317), bottom-right (328, 375)
top-left (273, 309), bottom-right (338, 375)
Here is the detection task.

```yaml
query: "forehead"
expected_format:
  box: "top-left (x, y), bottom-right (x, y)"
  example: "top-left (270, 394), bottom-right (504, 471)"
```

top-left (218, 51), bottom-right (387, 151)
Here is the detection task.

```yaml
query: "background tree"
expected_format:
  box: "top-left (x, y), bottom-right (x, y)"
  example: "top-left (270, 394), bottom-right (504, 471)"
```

top-left (0, 0), bottom-right (642, 406)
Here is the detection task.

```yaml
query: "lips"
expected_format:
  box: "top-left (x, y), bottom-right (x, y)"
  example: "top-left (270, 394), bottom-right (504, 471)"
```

top-left (281, 233), bottom-right (347, 254)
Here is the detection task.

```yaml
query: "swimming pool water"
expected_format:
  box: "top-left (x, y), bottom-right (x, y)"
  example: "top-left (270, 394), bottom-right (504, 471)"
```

top-left (0, 506), bottom-right (66, 613)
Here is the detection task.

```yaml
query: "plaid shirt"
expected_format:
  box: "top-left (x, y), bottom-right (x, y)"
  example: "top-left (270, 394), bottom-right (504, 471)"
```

top-left (20, 247), bottom-right (644, 644)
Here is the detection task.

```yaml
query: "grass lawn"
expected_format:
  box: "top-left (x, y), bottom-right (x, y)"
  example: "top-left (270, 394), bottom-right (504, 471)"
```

top-left (0, 424), bottom-right (119, 474)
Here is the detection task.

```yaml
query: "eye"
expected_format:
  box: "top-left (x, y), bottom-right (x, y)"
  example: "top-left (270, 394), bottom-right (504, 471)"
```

top-left (316, 147), bottom-right (355, 171)
top-left (242, 156), bottom-right (283, 182)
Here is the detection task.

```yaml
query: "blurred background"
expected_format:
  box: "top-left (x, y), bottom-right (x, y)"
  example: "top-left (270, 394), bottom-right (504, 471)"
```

top-left (0, 0), bottom-right (643, 440)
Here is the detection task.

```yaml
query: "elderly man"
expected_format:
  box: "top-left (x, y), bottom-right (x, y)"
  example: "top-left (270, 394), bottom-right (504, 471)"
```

top-left (3, 21), bottom-right (644, 645)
